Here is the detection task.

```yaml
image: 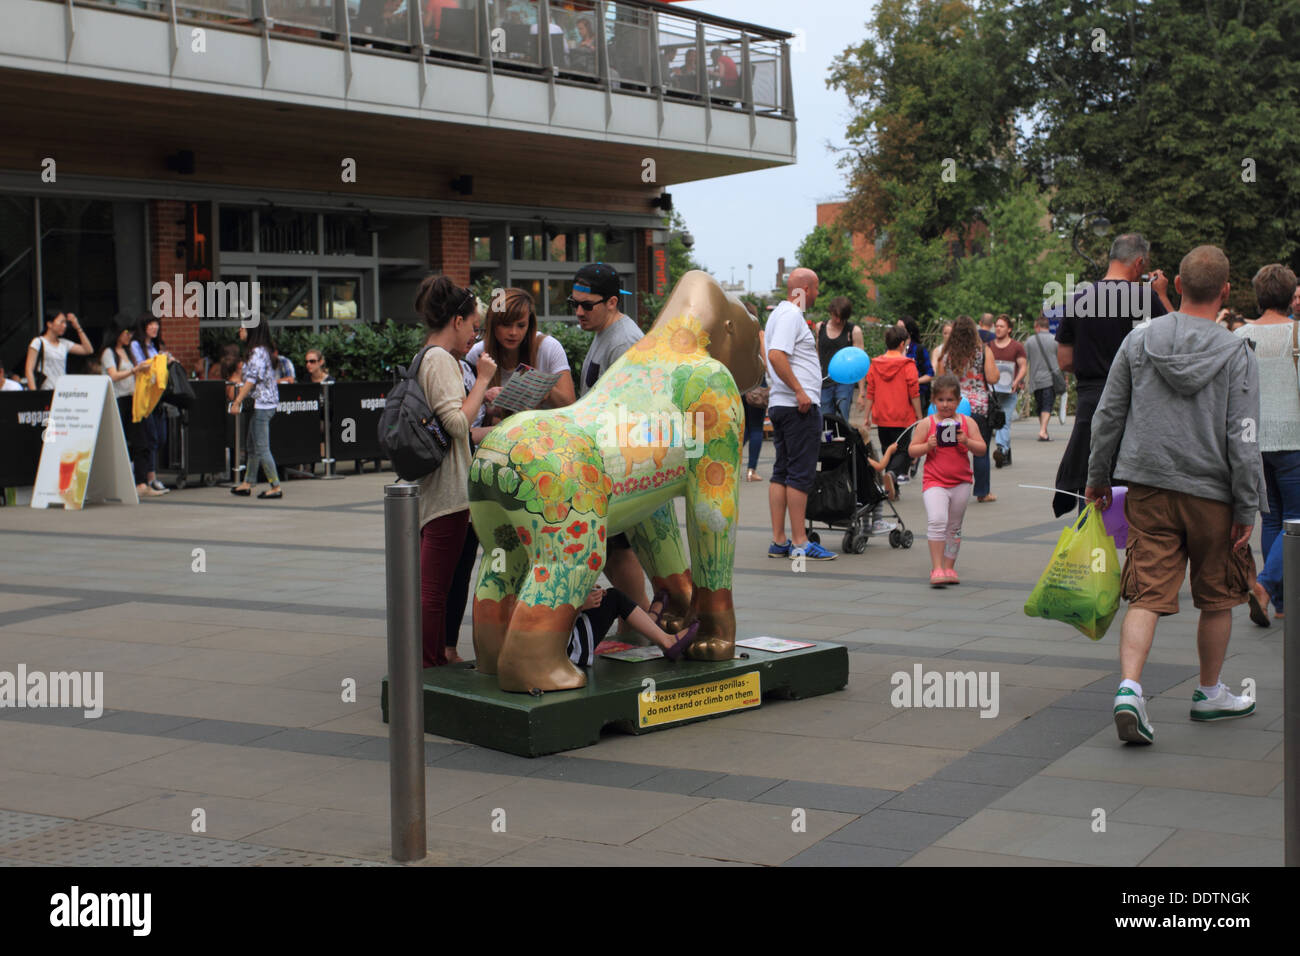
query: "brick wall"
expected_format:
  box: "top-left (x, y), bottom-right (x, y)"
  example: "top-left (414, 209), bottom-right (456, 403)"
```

top-left (148, 199), bottom-right (201, 371)
top-left (429, 217), bottom-right (470, 286)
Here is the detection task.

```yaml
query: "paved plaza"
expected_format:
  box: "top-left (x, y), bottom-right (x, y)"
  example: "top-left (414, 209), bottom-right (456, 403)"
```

top-left (0, 418), bottom-right (1284, 867)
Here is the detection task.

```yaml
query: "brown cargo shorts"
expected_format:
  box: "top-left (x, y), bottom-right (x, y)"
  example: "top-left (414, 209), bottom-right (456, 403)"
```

top-left (1120, 482), bottom-right (1255, 615)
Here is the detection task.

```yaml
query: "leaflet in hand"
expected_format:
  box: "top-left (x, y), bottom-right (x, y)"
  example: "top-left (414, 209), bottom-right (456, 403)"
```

top-left (493, 364), bottom-right (561, 413)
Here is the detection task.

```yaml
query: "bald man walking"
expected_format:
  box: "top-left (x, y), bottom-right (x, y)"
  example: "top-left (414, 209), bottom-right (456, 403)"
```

top-left (766, 268), bottom-right (836, 561)
top-left (1087, 245), bottom-right (1263, 746)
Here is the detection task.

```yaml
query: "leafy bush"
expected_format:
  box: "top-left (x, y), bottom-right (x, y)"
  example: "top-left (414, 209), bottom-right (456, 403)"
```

top-left (201, 321), bottom-right (427, 381)
top-left (540, 320), bottom-right (593, 376)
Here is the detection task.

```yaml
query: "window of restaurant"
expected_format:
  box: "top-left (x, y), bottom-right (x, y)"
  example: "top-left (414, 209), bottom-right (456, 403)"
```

top-left (0, 195), bottom-right (146, 378)
top-left (214, 205), bottom-right (386, 330)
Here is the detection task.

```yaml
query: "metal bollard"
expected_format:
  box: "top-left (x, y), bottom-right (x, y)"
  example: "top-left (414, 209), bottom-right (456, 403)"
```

top-left (319, 384), bottom-right (344, 480)
top-left (385, 483), bottom-right (426, 862)
top-left (1286, 520), bottom-right (1299, 866)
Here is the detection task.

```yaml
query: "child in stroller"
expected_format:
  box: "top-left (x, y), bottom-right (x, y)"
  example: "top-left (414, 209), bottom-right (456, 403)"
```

top-left (805, 414), bottom-right (914, 554)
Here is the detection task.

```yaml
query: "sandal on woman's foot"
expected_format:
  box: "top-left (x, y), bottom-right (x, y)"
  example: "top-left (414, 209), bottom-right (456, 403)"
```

top-left (648, 588), bottom-right (669, 626)
top-left (1248, 585), bottom-right (1271, 627)
top-left (746, 469), bottom-right (763, 482)
top-left (930, 569), bottom-right (949, 588)
top-left (977, 494), bottom-right (997, 503)
top-left (257, 489), bottom-right (283, 499)
top-left (664, 621), bottom-right (700, 662)
top-left (231, 486), bottom-right (251, 496)
top-left (945, 569), bottom-right (960, 585)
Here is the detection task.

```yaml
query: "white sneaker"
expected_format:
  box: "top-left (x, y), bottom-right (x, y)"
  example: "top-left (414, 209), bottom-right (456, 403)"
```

top-left (870, 518), bottom-right (896, 535)
top-left (1113, 687), bottom-right (1154, 744)
top-left (150, 479), bottom-right (170, 494)
top-left (1190, 682), bottom-right (1255, 722)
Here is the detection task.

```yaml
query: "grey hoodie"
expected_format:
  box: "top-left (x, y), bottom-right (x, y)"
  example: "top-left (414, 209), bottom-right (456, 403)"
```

top-left (1088, 312), bottom-right (1264, 524)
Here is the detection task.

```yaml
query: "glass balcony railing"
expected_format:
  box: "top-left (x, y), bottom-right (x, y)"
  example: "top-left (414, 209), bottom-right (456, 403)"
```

top-left (55, 0), bottom-right (794, 119)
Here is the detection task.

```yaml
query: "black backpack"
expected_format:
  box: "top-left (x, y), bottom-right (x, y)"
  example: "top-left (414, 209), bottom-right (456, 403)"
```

top-left (377, 346), bottom-right (451, 481)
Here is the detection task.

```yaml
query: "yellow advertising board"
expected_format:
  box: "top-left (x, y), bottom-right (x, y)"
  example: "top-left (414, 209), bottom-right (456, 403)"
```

top-left (638, 671), bottom-right (761, 728)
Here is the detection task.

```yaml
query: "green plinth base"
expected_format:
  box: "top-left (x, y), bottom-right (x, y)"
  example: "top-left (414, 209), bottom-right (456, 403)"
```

top-left (381, 642), bottom-right (848, 757)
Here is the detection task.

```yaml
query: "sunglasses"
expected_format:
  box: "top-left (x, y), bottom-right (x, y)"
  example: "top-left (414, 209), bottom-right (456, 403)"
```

top-left (305, 358), bottom-right (320, 364)
top-left (568, 296), bottom-right (607, 312)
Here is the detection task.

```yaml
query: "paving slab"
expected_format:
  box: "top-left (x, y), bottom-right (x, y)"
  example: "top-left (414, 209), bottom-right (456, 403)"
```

top-left (1137, 828), bottom-right (1283, 867)
top-left (1109, 786), bottom-right (1282, 839)
top-left (1041, 747), bottom-right (1282, 797)
top-left (826, 808), bottom-right (964, 851)
top-left (935, 808), bottom-right (1174, 866)
top-left (627, 798), bottom-right (856, 865)
top-left (431, 778), bottom-right (704, 845)
top-left (488, 836), bottom-right (751, 867)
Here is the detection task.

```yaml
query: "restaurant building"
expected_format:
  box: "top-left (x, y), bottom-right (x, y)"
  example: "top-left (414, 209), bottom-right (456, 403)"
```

top-left (0, 0), bottom-right (796, 375)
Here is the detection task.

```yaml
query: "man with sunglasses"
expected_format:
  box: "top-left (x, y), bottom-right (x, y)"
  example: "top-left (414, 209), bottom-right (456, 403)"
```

top-left (570, 262), bottom-right (651, 626)
top-left (572, 263), bottom-right (642, 397)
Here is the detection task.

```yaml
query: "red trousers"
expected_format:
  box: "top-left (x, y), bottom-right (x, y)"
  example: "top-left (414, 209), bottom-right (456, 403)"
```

top-left (420, 510), bottom-right (469, 668)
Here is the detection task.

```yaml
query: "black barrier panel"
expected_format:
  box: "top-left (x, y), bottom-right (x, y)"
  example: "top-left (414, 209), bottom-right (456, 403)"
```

top-left (0, 391), bottom-right (53, 487)
top-left (268, 383), bottom-right (324, 467)
top-left (328, 381), bottom-right (387, 461)
top-left (184, 381), bottom-right (231, 478)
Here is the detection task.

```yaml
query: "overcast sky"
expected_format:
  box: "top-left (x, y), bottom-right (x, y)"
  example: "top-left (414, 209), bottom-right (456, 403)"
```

top-left (671, 0), bottom-right (874, 293)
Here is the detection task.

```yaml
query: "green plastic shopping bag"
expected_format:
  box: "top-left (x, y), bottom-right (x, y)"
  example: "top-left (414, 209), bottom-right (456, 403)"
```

top-left (1024, 505), bottom-right (1121, 640)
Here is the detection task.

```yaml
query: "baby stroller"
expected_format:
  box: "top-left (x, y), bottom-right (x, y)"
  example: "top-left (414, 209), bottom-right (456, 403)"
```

top-left (804, 414), bottom-right (913, 554)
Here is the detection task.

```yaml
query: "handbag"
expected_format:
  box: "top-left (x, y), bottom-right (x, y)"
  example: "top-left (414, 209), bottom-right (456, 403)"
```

top-left (744, 382), bottom-right (770, 407)
top-left (162, 359), bottom-right (196, 409)
top-left (1032, 333), bottom-right (1067, 397)
top-left (982, 346), bottom-right (1007, 431)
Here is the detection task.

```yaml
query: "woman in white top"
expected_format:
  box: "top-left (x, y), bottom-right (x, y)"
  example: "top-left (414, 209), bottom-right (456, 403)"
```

top-left (1236, 264), bottom-right (1300, 625)
top-left (25, 306), bottom-right (93, 391)
top-left (101, 319), bottom-right (157, 497)
top-left (466, 287), bottom-right (575, 424)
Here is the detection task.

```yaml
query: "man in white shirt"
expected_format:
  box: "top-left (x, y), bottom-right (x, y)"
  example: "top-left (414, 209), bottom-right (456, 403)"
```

top-left (766, 267), bottom-right (835, 560)
top-left (0, 363), bottom-right (22, 391)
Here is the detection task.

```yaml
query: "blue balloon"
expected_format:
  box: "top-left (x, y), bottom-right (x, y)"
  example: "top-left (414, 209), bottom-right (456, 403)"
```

top-left (927, 398), bottom-right (972, 417)
top-left (828, 346), bottom-right (871, 384)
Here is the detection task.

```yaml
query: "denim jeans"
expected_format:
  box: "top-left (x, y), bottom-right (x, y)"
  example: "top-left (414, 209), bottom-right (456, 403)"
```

top-left (1258, 449), bottom-right (1300, 613)
top-left (245, 407), bottom-right (280, 486)
top-left (820, 381), bottom-right (854, 423)
top-left (743, 401), bottom-right (766, 472)
top-left (994, 390), bottom-right (1017, 452)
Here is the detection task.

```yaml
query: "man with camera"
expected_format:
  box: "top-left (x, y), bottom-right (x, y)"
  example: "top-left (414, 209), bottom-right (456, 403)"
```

top-left (1053, 233), bottom-right (1174, 516)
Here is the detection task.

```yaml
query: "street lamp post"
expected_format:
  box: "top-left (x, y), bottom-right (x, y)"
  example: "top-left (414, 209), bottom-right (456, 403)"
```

top-left (747, 263), bottom-right (753, 295)
top-left (1071, 210), bottom-right (1111, 275)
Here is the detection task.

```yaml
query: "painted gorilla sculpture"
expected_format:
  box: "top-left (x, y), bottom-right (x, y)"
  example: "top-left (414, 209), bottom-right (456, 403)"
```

top-left (467, 271), bottom-right (764, 692)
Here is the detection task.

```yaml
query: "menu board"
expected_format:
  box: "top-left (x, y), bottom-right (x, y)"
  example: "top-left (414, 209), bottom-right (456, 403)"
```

top-left (31, 376), bottom-right (137, 509)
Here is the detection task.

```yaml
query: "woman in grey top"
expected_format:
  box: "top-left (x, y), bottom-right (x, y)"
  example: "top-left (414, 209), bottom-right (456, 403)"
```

top-left (1026, 314), bottom-right (1063, 441)
top-left (1236, 264), bottom-right (1300, 625)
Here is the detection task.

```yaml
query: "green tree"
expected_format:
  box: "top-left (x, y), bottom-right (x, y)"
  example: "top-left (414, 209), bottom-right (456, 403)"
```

top-left (1015, 0), bottom-right (1300, 310)
top-left (790, 224), bottom-right (872, 314)
top-left (934, 179), bottom-right (1071, 321)
top-left (828, 0), bottom-right (1027, 245)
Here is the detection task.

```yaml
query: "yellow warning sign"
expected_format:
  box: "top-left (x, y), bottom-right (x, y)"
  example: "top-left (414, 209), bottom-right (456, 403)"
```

top-left (638, 672), bottom-right (761, 728)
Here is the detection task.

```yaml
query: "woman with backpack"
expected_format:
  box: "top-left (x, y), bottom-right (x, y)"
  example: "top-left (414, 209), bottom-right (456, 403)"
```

top-left (229, 319), bottom-right (283, 499)
top-left (413, 275), bottom-right (495, 668)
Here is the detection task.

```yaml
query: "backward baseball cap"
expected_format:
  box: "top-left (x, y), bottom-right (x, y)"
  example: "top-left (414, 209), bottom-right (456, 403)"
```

top-left (573, 262), bottom-right (629, 301)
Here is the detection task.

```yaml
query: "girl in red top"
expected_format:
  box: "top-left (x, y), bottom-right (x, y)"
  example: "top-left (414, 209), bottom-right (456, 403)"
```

top-left (908, 374), bottom-right (987, 587)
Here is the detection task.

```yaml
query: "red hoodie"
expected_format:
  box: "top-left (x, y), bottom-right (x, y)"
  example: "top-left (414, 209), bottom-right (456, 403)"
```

top-left (865, 352), bottom-right (920, 426)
